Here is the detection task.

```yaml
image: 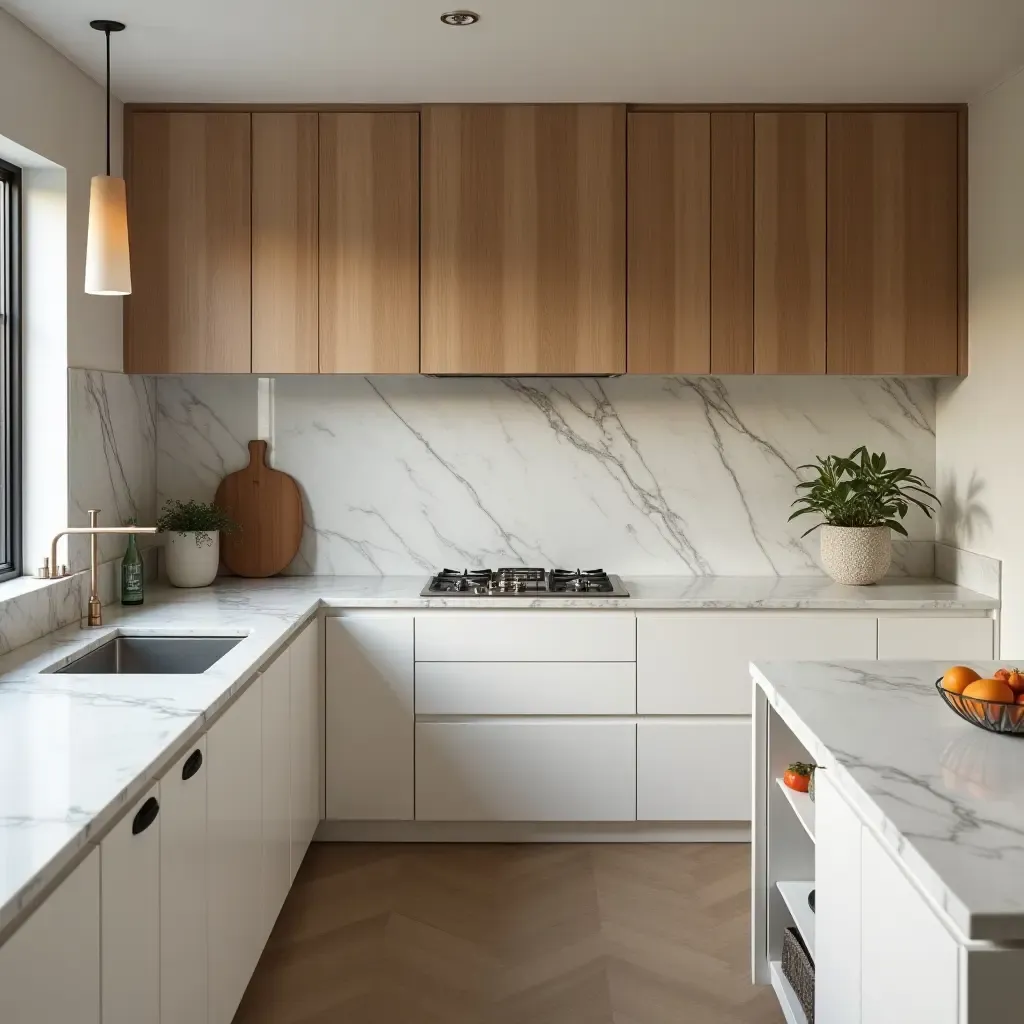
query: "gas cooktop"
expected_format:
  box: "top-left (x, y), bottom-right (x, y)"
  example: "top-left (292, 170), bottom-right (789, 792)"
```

top-left (421, 568), bottom-right (629, 598)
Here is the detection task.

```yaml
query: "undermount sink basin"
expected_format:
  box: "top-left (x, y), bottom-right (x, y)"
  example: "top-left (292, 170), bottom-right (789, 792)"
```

top-left (56, 636), bottom-right (243, 675)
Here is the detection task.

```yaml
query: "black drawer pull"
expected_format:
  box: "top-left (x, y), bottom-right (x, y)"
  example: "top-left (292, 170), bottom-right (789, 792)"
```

top-left (132, 797), bottom-right (160, 835)
top-left (182, 748), bottom-right (203, 781)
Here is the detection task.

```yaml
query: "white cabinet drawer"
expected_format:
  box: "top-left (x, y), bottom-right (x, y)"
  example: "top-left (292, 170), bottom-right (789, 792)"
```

top-left (637, 720), bottom-right (751, 821)
top-left (415, 721), bottom-right (636, 821)
top-left (876, 617), bottom-right (994, 660)
top-left (415, 612), bottom-right (636, 662)
top-left (416, 662), bottom-right (636, 715)
top-left (638, 613), bottom-right (877, 714)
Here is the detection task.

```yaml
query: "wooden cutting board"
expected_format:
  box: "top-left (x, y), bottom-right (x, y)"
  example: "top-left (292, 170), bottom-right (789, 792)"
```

top-left (214, 440), bottom-right (303, 578)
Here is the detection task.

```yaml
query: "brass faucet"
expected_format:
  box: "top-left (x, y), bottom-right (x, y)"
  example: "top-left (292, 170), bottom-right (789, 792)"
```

top-left (42, 509), bottom-right (158, 627)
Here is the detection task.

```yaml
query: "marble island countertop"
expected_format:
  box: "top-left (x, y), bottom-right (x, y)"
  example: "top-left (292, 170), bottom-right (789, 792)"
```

top-left (753, 660), bottom-right (1024, 942)
top-left (0, 573), bottom-right (996, 943)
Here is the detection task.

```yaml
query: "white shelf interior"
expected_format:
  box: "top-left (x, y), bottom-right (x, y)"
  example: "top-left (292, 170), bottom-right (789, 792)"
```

top-left (776, 777), bottom-right (816, 841)
top-left (777, 880), bottom-right (816, 958)
top-left (770, 960), bottom-right (809, 1024)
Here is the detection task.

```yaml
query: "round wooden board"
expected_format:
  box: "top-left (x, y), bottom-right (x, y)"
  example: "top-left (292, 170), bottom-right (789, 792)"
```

top-left (214, 440), bottom-right (303, 578)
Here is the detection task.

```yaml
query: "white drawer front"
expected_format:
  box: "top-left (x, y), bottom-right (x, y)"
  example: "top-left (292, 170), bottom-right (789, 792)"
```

top-left (637, 613), bottom-right (877, 714)
top-left (415, 721), bottom-right (636, 821)
top-left (637, 720), bottom-right (751, 821)
top-left (416, 662), bottom-right (636, 715)
top-left (876, 617), bottom-right (994, 660)
top-left (415, 612), bottom-right (635, 662)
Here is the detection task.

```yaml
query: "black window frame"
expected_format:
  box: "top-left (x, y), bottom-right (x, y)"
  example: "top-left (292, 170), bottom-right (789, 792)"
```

top-left (0, 157), bottom-right (22, 582)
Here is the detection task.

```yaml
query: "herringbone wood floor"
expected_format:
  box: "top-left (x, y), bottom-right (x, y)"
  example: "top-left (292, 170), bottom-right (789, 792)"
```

top-left (235, 843), bottom-right (783, 1024)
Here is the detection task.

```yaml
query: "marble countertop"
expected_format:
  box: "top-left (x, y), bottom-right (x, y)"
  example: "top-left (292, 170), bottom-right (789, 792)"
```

top-left (0, 573), bottom-right (996, 943)
top-left (753, 660), bottom-right (1024, 942)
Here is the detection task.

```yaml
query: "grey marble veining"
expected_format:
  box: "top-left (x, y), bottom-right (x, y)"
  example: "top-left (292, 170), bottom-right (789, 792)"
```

top-left (156, 375), bottom-right (937, 577)
top-left (753, 660), bottom-right (1024, 941)
top-left (67, 369), bottom-right (157, 569)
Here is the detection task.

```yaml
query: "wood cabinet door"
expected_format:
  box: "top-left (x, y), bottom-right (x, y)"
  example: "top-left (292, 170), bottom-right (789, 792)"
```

top-left (319, 112), bottom-right (419, 373)
top-left (261, 650), bottom-right (292, 942)
top-left (160, 739), bottom-right (208, 1024)
top-left (627, 112), bottom-right (710, 373)
top-left (827, 112), bottom-right (959, 374)
top-left (207, 679), bottom-right (263, 1024)
top-left (0, 849), bottom-right (100, 1024)
top-left (125, 112), bottom-right (251, 373)
top-left (711, 112), bottom-right (755, 374)
top-left (326, 614), bottom-right (414, 820)
top-left (289, 618), bottom-right (321, 881)
top-left (422, 104), bottom-right (626, 374)
top-left (252, 112), bottom-right (319, 373)
top-left (101, 783), bottom-right (161, 1024)
top-left (754, 112), bottom-right (826, 373)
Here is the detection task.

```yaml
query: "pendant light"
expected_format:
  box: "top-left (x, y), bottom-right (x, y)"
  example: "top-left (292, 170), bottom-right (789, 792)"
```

top-left (85, 19), bottom-right (131, 296)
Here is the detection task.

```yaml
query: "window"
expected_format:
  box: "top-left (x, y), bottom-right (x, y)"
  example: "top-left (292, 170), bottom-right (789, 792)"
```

top-left (0, 158), bottom-right (21, 581)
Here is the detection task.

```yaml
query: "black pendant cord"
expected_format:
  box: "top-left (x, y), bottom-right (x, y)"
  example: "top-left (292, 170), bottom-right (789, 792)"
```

top-left (89, 20), bottom-right (125, 178)
top-left (104, 27), bottom-right (110, 176)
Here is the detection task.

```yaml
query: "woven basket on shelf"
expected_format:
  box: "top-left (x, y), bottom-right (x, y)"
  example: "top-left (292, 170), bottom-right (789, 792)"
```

top-left (782, 926), bottom-right (815, 1022)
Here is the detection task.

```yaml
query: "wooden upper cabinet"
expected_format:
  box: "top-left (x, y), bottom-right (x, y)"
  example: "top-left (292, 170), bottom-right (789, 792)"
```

top-left (422, 105), bottom-right (626, 375)
top-left (319, 112), bottom-right (420, 374)
top-left (754, 112), bottom-right (826, 374)
top-left (252, 113), bottom-right (319, 374)
top-left (628, 113), bottom-right (710, 373)
top-left (826, 112), bottom-right (959, 375)
top-left (710, 113), bottom-right (754, 374)
top-left (125, 112), bottom-right (252, 373)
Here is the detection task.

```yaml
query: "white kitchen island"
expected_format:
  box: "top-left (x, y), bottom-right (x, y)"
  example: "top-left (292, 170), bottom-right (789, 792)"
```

top-left (752, 659), bottom-right (1024, 1024)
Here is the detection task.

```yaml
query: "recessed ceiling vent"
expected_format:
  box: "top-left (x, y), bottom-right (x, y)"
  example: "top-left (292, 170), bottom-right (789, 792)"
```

top-left (441, 10), bottom-right (480, 26)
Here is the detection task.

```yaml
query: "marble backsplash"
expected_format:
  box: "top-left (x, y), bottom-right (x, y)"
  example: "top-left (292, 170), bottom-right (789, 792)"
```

top-left (156, 375), bottom-right (937, 577)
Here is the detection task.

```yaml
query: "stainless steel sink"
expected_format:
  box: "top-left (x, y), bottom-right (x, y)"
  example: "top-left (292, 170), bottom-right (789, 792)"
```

top-left (56, 636), bottom-right (243, 675)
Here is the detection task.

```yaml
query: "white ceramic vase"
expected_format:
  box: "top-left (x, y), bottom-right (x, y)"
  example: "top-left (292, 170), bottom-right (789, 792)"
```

top-left (165, 531), bottom-right (220, 588)
top-left (820, 525), bottom-right (891, 586)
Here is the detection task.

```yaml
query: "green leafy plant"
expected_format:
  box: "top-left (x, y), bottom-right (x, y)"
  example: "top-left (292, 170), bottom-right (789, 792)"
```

top-left (156, 500), bottom-right (239, 547)
top-left (789, 447), bottom-right (939, 538)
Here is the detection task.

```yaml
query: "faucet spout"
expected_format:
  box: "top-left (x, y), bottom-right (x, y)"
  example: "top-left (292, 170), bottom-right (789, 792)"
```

top-left (45, 509), bottom-right (159, 627)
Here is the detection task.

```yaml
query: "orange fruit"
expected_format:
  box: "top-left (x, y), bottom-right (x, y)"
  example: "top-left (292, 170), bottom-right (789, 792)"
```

top-left (941, 665), bottom-right (981, 694)
top-left (962, 678), bottom-right (1015, 703)
top-left (1015, 693), bottom-right (1024, 706)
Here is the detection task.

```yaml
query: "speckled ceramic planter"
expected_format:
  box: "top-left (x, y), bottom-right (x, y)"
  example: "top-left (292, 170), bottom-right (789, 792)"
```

top-left (820, 525), bottom-right (891, 586)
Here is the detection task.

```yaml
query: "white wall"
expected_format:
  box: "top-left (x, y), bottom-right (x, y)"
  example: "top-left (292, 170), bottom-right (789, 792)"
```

top-left (936, 66), bottom-right (1024, 654)
top-left (0, 7), bottom-right (122, 371)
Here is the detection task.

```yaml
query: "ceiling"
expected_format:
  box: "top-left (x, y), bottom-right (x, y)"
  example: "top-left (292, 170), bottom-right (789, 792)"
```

top-left (5, 0), bottom-right (1024, 104)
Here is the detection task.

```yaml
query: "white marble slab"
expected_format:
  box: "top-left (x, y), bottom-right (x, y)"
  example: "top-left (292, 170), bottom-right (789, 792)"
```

top-left (0, 575), bottom-right (994, 940)
top-left (935, 543), bottom-right (1001, 600)
top-left (157, 375), bottom-right (937, 577)
top-left (753, 659), bottom-right (1024, 941)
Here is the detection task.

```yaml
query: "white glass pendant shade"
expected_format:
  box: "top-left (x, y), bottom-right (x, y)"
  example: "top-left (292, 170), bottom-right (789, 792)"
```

top-left (85, 174), bottom-right (131, 295)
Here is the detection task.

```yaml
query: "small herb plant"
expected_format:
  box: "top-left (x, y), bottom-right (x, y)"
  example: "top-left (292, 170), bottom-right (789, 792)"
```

top-left (789, 447), bottom-right (939, 538)
top-left (156, 500), bottom-right (239, 547)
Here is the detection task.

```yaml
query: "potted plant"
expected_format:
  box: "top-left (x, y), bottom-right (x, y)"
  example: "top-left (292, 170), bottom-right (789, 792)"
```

top-left (157, 499), bottom-right (239, 588)
top-left (789, 447), bottom-right (939, 586)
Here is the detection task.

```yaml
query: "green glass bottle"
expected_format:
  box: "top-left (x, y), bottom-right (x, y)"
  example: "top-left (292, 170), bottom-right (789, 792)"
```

top-left (121, 533), bottom-right (144, 606)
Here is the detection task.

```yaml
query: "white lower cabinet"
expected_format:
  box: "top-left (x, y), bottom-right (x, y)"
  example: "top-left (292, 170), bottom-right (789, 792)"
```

top-left (160, 738), bottom-right (208, 1024)
top-left (860, 826), bottom-right (958, 1024)
top-left (101, 782), bottom-right (161, 1024)
top-left (289, 618), bottom-right (321, 881)
top-left (636, 720), bottom-right (751, 820)
top-left (207, 677), bottom-right (263, 1024)
top-left (638, 614), bottom-right (877, 714)
top-left (326, 614), bottom-right (414, 820)
top-left (815, 771), bottom-right (863, 1024)
top-left (261, 650), bottom-right (292, 941)
top-left (416, 721), bottom-right (637, 821)
top-left (876, 616), bottom-right (994, 660)
top-left (0, 848), bottom-right (100, 1024)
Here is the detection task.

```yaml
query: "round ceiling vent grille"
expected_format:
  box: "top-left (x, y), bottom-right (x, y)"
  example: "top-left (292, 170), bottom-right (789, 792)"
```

top-left (440, 10), bottom-right (480, 25)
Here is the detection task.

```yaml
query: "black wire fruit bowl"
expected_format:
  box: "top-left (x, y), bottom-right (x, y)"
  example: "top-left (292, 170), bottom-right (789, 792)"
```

top-left (935, 680), bottom-right (1024, 735)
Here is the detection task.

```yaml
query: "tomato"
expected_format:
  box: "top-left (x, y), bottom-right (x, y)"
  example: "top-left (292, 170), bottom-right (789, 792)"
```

top-left (1008, 670), bottom-right (1024, 695)
top-left (994, 668), bottom-right (1012, 683)
top-left (783, 763), bottom-right (814, 793)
